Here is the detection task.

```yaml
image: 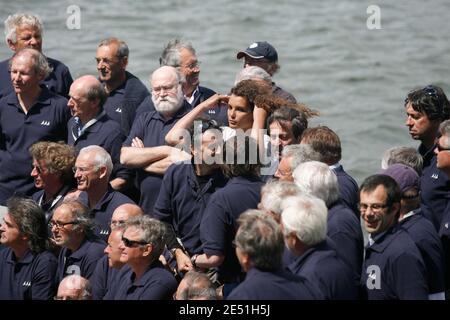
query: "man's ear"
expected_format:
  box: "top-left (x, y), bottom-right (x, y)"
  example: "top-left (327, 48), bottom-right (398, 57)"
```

top-left (98, 165), bottom-right (108, 180)
top-left (7, 39), bottom-right (17, 51)
top-left (142, 243), bottom-right (153, 257)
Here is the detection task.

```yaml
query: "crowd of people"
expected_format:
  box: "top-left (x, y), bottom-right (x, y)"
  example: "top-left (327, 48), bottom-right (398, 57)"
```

top-left (0, 12), bottom-right (450, 300)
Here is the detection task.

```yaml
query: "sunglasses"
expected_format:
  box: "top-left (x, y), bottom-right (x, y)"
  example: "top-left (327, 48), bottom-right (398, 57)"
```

top-left (121, 235), bottom-right (148, 248)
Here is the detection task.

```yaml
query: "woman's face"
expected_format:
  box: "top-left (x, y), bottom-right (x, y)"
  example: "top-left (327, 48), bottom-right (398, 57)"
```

top-left (227, 94), bottom-right (253, 131)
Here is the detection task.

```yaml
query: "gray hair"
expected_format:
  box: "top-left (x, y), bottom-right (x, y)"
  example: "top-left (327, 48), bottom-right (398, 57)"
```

top-left (85, 80), bottom-right (107, 108)
top-left (6, 197), bottom-right (48, 253)
top-left (281, 194), bottom-right (328, 246)
top-left (293, 161), bottom-right (340, 207)
top-left (4, 13), bottom-right (43, 44)
top-left (125, 216), bottom-right (166, 262)
top-left (439, 119), bottom-right (450, 151)
top-left (59, 275), bottom-right (92, 300)
top-left (150, 66), bottom-right (183, 87)
top-left (78, 145), bottom-right (113, 178)
top-left (234, 66), bottom-right (272, 85)
top-left (10, 48), bottom-right (52, 78)
top-left (235, 209), bottom-right (284, 270)
top-left (260, 180), bottom-right (301, 216)
top-left (381, 146), bottom-right (423, 175)
top-left (98, 37), bottom-right (129, 59)
top-left (178, 271), bottom-right (217, 300)
top-left (282, 144), bottom-right (322, 172)
top-left (159, 38), bottom-right (196, 68)
top-left (59, 199), bottom-right (95, 238)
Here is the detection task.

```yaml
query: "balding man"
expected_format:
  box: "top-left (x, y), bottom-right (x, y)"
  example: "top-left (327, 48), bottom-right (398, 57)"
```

top-left (0, 13), bottom-right (72, 99)
top-left (67, 75), bottom-right (129, 191)
top-left (110, 203), bottom-right (144, 229)
top-left (121, 66), bottom-right (191, 215)
top-left (96, 38), bottom-right (149, 135)
top-left (56, 275), bottom-right (92, 300)
top-left (0, 48), bottom-right (70, 204)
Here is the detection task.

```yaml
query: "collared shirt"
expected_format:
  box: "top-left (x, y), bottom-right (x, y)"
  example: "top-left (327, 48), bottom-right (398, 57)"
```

top-left (184, 86), bottom-right (199, 105)
top-left (287, 239), bottom-right (358, 300)
top-left (78, 188), bottom-right (135, 241)
top-left (0, 248), bottom-right (57, 300)
top-left (68, 112), bottom-right (129, 180)
top-left (226, 267), bottom-right (321, 300)
top-left (57, 238), bottom-right (106, 283)
top-left (0, 57), bottom-right (73, 99)
top-left (200, 175), bottom-right (264, 281)
top-left (90, 255), bottom-right (121, 300)
top-left (123, 101), bottom-right (191, 215)
top-left (32, 185), bottom-right (73, 222)
top-left (362, 226), bottom-right (429, 300)
top-left (153, 162), bottom-right (227, 255)
top-left (102, 71), bottom-right (149, 136)
top-left (106, 261), bottom-right (177, 300)
top-left (0, 86), bottom-right (70, 203)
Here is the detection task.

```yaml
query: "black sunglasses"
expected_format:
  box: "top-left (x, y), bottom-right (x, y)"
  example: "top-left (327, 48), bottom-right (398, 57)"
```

top-left (121, 235), bottom-right (148, 248)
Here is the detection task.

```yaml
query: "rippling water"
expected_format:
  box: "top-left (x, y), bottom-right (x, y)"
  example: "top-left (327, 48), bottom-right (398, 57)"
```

top-left (1, 0), bottom-right (449, 183)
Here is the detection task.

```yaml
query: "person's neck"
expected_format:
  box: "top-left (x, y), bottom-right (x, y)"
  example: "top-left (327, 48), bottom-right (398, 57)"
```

top-left (194, 163), bottom-right (215, 176)
top-left (67, 236), bottom-right (85, 253)
top-left (12, 244), bottom-right (30, 261)
top-left (422, 134), bottom-right (437, 150)
top-left (131, 259), bottom-right (152, 281)
top-left (182, 83), bottom-right (196, 98)
top-left (17, 87), bottom-right (41, 113)
top-left (44, 182), bottom-right (64, 202)
top-left (292, 242), bottom-right (312, 257)
top-left (86, 184), bottom-right (109, 208)
top-left (104, 73), bottom-right (126, 94)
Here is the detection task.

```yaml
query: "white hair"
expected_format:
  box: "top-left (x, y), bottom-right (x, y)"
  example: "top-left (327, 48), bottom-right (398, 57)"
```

top-left (234, 66), bottom-right (272, 85)
top-left (4, 13), bottom-right (43, 44)
top-left (281, 194), bottom-right (328, 246)
top-left (281, 144), bottom-right (322, 172)
top-left (260, 180), bottom-right (301, 216)
top-left (292, 161), bottom-right (339, 207)
top-left (78, 145), bottom-right (113, 178)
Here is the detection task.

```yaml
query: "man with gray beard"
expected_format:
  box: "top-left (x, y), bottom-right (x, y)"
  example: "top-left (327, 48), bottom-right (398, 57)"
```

top-left (121, 66), bottom-right (191, 215)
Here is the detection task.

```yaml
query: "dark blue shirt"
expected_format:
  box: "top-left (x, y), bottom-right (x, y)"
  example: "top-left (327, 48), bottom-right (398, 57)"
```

top-left (32, 185), bottom-right (74, 222)
top-left (287, 239), bottom-right (358, 300)
top-left (327, 200), bottom-right (364, 281)
top-left (68, 112), bottom-right (129, 181)
top-left (418, 143), bottom-right (450, 231)
top-left (123, 102), bottom-right (191, 215)
top-left (78, 188), bottom-right (135, 241)
top-left (0, 248), bottom-right (57, 300)
top-left (105, 261), bottom-right (177, 300)
top-left (56, 238), bottom-right (106, 284)
top-left (90, 255), bottom-right (121, 300)
top-left (332, 164), bottom-right (359, 216)
top-left (0, 86), bottom-right (70, 204)
top-left (226, 267), bottom-right (320, 300)
top-left (102, 71), bottom-right (149, 136)
top-left (361, 227), bottom-right (429, 300)
top-left (153, 162), bottom-right (226, 255)
top-left (200, 175), bottom-right (264, 282)
top-left (0, 57), bottom-right (73, 99)
top-left (397, 210), bottom-right (445, 294)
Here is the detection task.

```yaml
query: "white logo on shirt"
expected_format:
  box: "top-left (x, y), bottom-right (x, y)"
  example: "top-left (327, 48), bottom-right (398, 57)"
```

top-left (366, 265), bottom-right (381, 290)
top-left (40, 120), bottom-right (51, 126)
top-left (445, 222), bottom-right (449, 229)
top-left (115, 107), bottom-right (122, 113)
top-left (22, 281), bottom-right (31, 287)
top-left (431, 173), bottom-right (439, 179)
top-left (100, 229), bottom-right (110, 235)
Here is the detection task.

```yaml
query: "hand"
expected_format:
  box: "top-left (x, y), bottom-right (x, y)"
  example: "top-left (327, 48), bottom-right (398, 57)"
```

top-left (131, 137), bottom-right (144, 148)
top-left (174, 249), bottom-right (193, 273)
top-left (199, 93), bottom-right (230, 111)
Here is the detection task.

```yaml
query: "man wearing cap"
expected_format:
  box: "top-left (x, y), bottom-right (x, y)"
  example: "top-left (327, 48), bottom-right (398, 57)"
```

top-left (237, 41), bottom-right (297, 103)
top-left (380, 164), bottom-right (445, 300)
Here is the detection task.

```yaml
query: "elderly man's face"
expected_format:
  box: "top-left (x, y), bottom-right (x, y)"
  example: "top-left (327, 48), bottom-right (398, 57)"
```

top-left (96, 43), bottom-right (126, 84)
top-left (74, 152), bottom-right (103, 192)
top-left (435, 136), bottom-right (450, 175)
top-left (151, 71), bottom-right (183, 115)
top-left (11, 24), bottom-right (42, 52)
top-left (31, 158), bottom-right (61, 190)
top-left (104, 230), bottom-right (124, 268)
top-left (274, 156), bottom-right (293, 182)
top-left (179, 48), bottom-right (200, 89)
top-left (119, 227), bottom-right (149, 266)
top-left (50, 205), bottom-right (78, 248)
top-left (10, 53), bottom-right (42, 95)
top-left (67, 82), bottom-right (96, 122)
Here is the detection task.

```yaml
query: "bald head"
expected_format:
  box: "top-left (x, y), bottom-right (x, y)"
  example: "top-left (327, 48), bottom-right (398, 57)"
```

top-left (111, 203), bottom-right (144, 229)
top-left (57, 275), bottom-right (91, 300)
top-left (150, 65), bottom-right (180, 85)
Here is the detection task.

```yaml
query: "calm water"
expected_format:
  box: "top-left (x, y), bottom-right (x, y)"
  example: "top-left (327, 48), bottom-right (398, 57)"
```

top-left (1, 0), bottom-right (449, 184)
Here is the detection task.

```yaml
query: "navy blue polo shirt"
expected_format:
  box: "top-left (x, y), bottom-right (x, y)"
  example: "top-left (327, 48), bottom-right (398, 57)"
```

top-left (68, 112), bottom-right (129, 181)
top-left (332, 164), bottom-right (359, 216)
top-left (396, 209), bottom-right (445, 294)
top-left (361, 227), bottom-right (429, 300)
top-left (0, 57), bottom-right (73, 99)
top-left (78, 188), bottom-right (135, 241)
top-left (153, 162), bottom-right (227, 255)
top-left (0, 248), bottom-right (57, 300)
top-left (56, 238), bottom-right (106, 284)
top-left (123, 101), bottom-right (191, 215)
top-left (105, 261), bottom-right (177, 300)
top-left (0, 86), bottom-right (70, 204)
top-left (102, 71), bottom-right (149, 136)
top-left (327, 200), bottom-right (364, 280)
top-left (287, 239), bottom-right (358, 300)
top-left (272, 83), bottom-right (297, 103)
top-left (32, 185), bottom-right (74, 222)
top-left (91, 255), bottom-right (121, 300)
top-left (226, 267), bottom-right (320, 300)
top-left (200, 175), bottom-right (264, 282)
top-left (439, 204), bottom-right (450, 292)
top-left (419, 143), bottom-right (450, 231)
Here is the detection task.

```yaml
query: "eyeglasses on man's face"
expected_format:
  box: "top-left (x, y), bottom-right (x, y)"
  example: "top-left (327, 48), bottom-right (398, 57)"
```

top-left (121, 235), bottom-right (148, 248)
top-left (48, 220), bottom-right (78, 229)
top-left (358, 203), bottom-right (389, 213)
top-left (110, 219), bottom-right (126, 228)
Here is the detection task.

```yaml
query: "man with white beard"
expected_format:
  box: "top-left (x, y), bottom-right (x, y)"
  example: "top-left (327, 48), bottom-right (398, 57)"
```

top-left (121, 66), bottom-right (191, 215)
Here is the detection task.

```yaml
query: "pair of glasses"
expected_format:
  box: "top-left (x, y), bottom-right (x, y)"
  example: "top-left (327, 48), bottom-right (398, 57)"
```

top-left (48, 220), bottom-right (78, 229)
top-left (436, 142), bottom-right (450, 152)
top-left (72, 166), bottom-right (94, 174)
top-left (121, 235), bottom-right (148, 248)
top-left (358, 203), bottom-right (389, 213)
top-left (182, 61), bottom-right (201, 70)
top-left (110, 219), bottom-right (126, 228)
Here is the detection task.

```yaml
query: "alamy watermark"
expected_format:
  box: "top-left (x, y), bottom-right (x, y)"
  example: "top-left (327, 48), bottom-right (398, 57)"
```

top-left (366, 5), bottom-right (381, 30)
top-left (66, 5), bottom-right (81, 30)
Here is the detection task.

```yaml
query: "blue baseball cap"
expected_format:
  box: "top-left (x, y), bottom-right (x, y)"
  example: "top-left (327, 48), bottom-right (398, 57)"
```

top-left (379, 164), bottom-right (420, 193)
top-left (237, 41), bottom-right (278, 62)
